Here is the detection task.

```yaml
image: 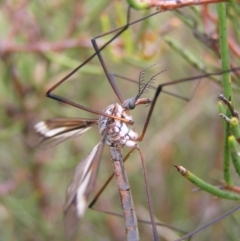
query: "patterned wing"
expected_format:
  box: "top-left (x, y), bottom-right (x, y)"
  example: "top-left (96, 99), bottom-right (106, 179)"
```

top-left (63, 141), bottom-right (104, 239)
top-left (28, 118), bottom-right (98, 148)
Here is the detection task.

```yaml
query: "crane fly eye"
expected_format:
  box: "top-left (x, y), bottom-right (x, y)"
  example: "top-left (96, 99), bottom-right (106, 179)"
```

top-left (122, 98), bottom-right (136, 110)
top-left (129, 99), bottom-right (136, 110)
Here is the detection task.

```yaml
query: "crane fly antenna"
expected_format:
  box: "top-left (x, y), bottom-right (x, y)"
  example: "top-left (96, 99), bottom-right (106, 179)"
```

top-left (136, 70), bottom-right (166, 101)
top-left (113, 73), bottom-right (191, 101)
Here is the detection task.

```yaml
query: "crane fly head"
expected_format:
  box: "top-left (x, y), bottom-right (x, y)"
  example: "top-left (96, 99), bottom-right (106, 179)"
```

top-left (122, 67), bottom-right (165, 110)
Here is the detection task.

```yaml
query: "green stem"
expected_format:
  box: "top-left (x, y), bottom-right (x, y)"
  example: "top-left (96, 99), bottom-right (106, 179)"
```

top-left (228, 135), bottom-right (240, 177)
top-left (217, 3), bottom-right (232, 98)
top-left (217, 3), bottom-right (233, 186)
top-left (223, 123), bottom-right (232, 186)
top-left (218, 100), bottom-right (225, 126)
top-left (174, 165), bottom-right (240, 200)
top-left (230, 117), bottom-right (240, 140)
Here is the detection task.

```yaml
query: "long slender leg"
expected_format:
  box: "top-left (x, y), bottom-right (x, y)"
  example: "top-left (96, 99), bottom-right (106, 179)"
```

top-left (45, 8), bottom-right (161, 123)
top-left (90, 206), bottom-right (187, 234)
top-left (136, 146), bottom-right (159, 241)
top-left (137, 67), bottom-right (240, 141)
top-left (175, 204), bottom-right (240, 241)
top-left (46, 89), bottom-right (133, 124)
top-left (45, 7), bottom-right (154, 102)
top-left (90, 7), bottom-right (133, 103)
top-left (113, 73), bottom-right (196, 101)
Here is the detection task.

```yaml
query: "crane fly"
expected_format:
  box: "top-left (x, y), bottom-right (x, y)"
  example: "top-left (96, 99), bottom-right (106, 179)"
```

top-left (29, 7), bottom-right (184, 240)
top-left (31, 69), bottom-right (161, 241)
top-left (30, 66), bottom-right (240, 240)
top-left (28, 3), bottom-right (240, 240)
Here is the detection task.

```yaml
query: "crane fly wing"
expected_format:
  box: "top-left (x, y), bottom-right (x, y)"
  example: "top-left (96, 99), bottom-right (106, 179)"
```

top-left (29, 118), bottom-right (98, 148)
top-left (63, 141), bottom-right (104, 240)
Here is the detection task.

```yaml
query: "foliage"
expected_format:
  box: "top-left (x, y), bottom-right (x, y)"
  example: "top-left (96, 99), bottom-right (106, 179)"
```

top-left (0, 1), bottom-right (240, 241)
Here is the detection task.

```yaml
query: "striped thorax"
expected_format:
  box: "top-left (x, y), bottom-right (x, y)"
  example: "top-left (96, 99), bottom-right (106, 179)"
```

top-left (98, 103), bottom-right (138, 147)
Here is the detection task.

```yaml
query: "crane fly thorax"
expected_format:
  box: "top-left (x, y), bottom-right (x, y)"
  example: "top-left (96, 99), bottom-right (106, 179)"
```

top-left (98, 103), bottom-right (138, 147)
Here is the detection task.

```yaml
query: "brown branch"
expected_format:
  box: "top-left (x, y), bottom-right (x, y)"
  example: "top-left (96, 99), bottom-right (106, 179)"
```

top-left (154, 0), bottom-right (240, 11)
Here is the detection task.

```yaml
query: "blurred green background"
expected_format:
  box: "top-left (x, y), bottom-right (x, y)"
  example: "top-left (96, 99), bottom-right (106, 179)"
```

top-left (1, 1), bottom-right (240, 241)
